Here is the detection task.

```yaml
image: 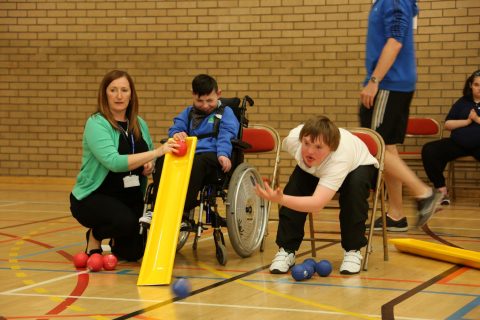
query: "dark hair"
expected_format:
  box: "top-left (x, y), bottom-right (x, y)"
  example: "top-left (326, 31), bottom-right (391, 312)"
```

top-left (192, 74), bottom-right (218, 96)
top-left (299, 115), bottom-right (340, 151)
top-left (463, 69), bottom-right (480, 97)
top-left (97, 70), bottom-right (141, 140)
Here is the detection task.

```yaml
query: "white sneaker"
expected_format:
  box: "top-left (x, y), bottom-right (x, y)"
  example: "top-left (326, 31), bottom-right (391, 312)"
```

top-left (269, 248), bottom-right (295, 274)
top-left (139, 210), bottom-right (152, 225)
top-left (340, 250), bottom-right (362, 275)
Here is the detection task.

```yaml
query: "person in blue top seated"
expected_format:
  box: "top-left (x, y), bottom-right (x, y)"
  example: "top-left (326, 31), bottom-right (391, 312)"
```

top-left (70, 70), bottom-right (178, 261)
top-left (422, 70), bottom-right (480, 205)
top-left (147, 74), bottom-right (240, 225)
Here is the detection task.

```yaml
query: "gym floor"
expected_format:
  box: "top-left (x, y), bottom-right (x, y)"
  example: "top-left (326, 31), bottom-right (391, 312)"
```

top-left (0, 177), bottom-right (479, 320)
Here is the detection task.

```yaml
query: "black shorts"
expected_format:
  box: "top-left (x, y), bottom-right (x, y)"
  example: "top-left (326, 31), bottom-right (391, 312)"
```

top-left (359, 89), bottom-right (414, 145)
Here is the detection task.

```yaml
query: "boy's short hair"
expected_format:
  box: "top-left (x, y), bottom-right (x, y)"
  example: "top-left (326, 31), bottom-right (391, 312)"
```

top-left (192, 74), bottom-right (218, 96)
top-left (300, 115), bottom-right (340, 151)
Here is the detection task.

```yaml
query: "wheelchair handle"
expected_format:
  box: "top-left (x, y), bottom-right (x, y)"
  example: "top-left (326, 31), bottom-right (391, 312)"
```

top-left (243, 95), bottom-right (254, 107)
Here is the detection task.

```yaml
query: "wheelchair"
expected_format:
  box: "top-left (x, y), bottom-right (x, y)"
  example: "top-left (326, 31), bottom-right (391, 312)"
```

top-left (141, 96), bottom-right (270, 266)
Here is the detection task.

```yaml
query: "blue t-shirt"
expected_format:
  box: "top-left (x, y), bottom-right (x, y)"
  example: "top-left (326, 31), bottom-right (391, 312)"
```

top-left (364, 0), bottom-right (418, 92)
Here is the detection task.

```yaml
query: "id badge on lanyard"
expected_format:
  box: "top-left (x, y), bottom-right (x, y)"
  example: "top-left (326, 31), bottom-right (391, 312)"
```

top-left (123, 131), bottom-right (140, 188)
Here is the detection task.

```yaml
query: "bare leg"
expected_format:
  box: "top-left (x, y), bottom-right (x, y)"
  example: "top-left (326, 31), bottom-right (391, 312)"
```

top-left (383, 145), bottom-right (431, 220)
top-left (437, 186), bottom-right (448, 196)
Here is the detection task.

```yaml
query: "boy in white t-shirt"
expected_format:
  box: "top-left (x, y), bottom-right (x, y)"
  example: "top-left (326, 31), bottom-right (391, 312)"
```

top-left (255, 115), bottom-right (378, 275)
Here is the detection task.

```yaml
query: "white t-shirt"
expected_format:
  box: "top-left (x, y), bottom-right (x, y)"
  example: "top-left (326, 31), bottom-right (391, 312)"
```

top-left (282, 125), bottom-right (379, 192)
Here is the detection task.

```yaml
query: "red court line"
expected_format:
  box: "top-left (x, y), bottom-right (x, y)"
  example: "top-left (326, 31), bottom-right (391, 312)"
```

top-left (0, 226), bottom-right (81, 244)
top-left (437, 266), bottom-right (480, 287)
top-left (2, 234), bottom-right (91, 317)
top-left (5, 315), bottom-right (162, 319)
top-left (46, 271), bottom-right (89, 315)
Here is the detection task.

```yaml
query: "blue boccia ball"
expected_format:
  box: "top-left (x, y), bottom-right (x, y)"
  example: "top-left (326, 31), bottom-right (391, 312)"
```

top-left (291, 264), bottom-right (308, 281)
top-left (172, 277), bottom-right (191, 298)
top-left (303, 258), bottom-right (317, 270)
top-left (315, 259), bottom-right (332, 277)
top-left (303, 262), bottom-right (315, 279)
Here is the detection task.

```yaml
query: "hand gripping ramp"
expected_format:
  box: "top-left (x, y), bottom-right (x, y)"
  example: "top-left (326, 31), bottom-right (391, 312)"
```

top-left (137, 137), bottom-right (197, 285)
top-left (390, 238), bottom-right (480, 269)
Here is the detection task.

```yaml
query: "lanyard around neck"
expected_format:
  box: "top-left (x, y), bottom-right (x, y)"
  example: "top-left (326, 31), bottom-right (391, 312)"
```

top-left (120, 121), bottom-right (135, 154)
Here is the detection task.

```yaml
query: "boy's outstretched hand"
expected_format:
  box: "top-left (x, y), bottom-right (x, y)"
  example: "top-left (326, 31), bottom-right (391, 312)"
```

top-left (254, 180), bottom-right (283, 204)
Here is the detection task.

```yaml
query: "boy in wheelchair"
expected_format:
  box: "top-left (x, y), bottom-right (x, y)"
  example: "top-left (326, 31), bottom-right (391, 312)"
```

top-left (141, 74), bottom-right (240, 232)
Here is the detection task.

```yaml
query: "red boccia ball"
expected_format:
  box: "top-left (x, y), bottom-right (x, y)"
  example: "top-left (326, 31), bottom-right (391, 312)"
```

top-left (174, 140), bottom-right (187, 157)
top-left (86, 253), bottom-right (104, 272)
top-left (73, 252), bottom-right (89, 268)
top-left (103, 254), bottom-right (118, 271)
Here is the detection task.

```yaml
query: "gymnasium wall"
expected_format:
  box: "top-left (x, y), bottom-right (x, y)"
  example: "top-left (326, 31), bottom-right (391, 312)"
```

top-left (1, 0), bottom-right (479, 193)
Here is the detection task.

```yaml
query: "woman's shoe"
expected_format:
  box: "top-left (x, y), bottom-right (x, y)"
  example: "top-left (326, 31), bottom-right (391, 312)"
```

top-left (85, 229), bottom-right (103, 256)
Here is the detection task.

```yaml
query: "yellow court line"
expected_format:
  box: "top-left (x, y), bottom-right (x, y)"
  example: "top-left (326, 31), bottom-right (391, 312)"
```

top-left (197, 261), bottom-right (376, 320)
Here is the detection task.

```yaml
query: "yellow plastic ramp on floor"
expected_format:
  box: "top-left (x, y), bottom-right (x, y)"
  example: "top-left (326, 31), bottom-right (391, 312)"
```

top-left (390, 238), bottom-right (480, 269)
top-left (137, 137), bottom-right (197, 286)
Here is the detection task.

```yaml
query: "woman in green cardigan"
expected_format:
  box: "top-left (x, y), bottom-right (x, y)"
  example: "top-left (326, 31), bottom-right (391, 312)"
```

top-left (70, 70), bottom-right (178, 261)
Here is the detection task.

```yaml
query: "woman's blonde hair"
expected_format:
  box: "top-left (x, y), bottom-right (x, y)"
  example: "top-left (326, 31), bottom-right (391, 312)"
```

top-left (96, 70), bottom-right (141, 140)
top-left (299, 115), bottom-right (340, 151)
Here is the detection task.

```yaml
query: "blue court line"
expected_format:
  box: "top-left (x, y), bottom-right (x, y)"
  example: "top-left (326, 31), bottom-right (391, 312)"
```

top-left (446, 296), bottom-right (480, 320)
top-left (1, 266), bottom-right (478, 300)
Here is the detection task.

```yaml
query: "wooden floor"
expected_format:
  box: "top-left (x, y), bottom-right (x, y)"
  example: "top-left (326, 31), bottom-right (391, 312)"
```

top-left (0, 177), bottom-right (479, 320)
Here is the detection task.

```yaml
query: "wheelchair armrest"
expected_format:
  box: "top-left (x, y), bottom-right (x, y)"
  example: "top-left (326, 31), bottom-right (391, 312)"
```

top-left (232, 138), bottom-right (251, 150)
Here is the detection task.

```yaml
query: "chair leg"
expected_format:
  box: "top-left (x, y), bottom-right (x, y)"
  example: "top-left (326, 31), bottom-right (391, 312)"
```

top-left (308, 212), bottom-right (316, 257)
top-left (363, 206), bottom-right (376, 271)
top-left (447, 161), bottom-right (456, 201)
top-left (381, 186), bottom-right (388, 261)
top-left (363, 181), bottom-right (388, 271)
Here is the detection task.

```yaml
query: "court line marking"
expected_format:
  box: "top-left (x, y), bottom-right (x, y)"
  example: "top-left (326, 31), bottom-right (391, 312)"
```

top-left (196, 260), bottom-right (377, 320)
top-left (175, 301), bottom-right (432, 320)
top-left (0, 292), bottom-right (164, 303)
top-left (0, 297), bottom-right (432, 320)
top-left (1, 270), bottom-right (89, 294)
top-left (381, 266), bottom-right (463, 320)
top-left (0, 201), bottom-right (26, 207)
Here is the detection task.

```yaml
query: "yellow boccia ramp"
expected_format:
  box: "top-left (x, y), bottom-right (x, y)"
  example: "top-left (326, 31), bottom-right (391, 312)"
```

top-left (390, 238), bottom-right (480, 269)
top-left (137, 137), bottom-right (197, 286)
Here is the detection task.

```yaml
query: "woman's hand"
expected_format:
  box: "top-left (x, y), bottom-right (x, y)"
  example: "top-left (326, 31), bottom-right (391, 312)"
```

top-left (468, 109), bottom-right (479, 124)
top-left (155, 139), bottom-right (179, 158)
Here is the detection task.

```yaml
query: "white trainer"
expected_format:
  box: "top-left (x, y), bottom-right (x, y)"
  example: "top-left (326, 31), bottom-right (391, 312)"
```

top-left (269, 248), bottom-right (295, 274)
top-left (340, 250), bottom-right (363, 275)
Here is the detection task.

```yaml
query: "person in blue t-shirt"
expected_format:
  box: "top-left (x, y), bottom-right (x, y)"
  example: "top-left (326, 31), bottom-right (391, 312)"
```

top-left (422, 70), bottom-right (480, 205)
top-left (359, 0), bottom-right (441, 232)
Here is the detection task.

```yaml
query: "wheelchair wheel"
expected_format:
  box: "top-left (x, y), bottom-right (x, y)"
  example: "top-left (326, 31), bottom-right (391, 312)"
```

top-left (226, 162), bottom-right (268, 258)
top-left (214, 228), bottom-right (228, 265)
top-left (216, 243), bottom-right (228, 266)
top-left (176, 209), bottom-right (194, 252)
